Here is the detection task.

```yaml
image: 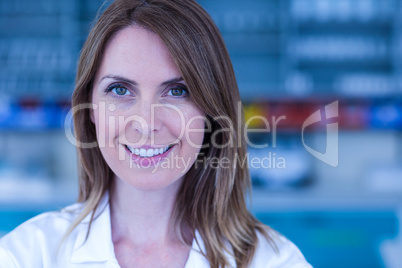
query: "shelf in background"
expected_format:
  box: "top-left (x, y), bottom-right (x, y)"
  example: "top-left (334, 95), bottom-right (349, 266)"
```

top-left (251, 187), bottom-right (402, 212)
top-left (0, 99), bottom-right (70, 131)
top-left (243, 98), bottom-right (402, 132)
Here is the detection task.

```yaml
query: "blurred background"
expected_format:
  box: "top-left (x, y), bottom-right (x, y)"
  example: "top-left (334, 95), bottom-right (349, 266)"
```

top-left (0, 0), bottom-right (402, 267)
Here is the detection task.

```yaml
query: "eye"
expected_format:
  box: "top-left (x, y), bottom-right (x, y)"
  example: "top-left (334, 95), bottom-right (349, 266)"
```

top-left (167, 85), bottom-right (189, 97)
top-left (107, 84), bottom-right (130, 96)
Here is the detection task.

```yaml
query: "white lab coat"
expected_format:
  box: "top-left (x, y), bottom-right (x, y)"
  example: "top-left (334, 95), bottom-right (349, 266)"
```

top-left (0, 192), bottom-right (312, 267)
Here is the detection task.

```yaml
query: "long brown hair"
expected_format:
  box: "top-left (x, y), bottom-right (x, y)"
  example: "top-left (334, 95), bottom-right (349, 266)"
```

top-left (69, 0), bottom-right (274, 267)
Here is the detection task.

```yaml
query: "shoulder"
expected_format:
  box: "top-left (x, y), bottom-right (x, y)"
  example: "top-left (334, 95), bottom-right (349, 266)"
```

top-left (0, 202), bottom-right (84, 267)
top-left (251, 228), bottom-right (313, 268)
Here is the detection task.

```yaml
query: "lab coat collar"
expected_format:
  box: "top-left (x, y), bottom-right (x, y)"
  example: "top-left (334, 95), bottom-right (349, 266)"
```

top-left (68, 192), bottom-right (234, 266)
top-left (70, 191), bottom-right (118, 264)
top-left (188, 229), bottom-right (236, 267)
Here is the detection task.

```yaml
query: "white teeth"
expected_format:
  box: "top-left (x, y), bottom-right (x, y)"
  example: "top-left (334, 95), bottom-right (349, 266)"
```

top-left (146, 149), bottom-right (154, 157)
top-left (127, 145), bottom-right (173, 158)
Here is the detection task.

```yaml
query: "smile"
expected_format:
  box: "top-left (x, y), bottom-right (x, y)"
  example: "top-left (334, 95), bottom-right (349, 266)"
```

top-left (125, 144), bottom-right (174, 158)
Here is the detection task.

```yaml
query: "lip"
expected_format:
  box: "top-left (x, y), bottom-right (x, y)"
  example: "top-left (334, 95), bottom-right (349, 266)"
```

top-left (125, 144), bottom-right (175, 168)
top-left (126, 144), bottom-right (170, 150)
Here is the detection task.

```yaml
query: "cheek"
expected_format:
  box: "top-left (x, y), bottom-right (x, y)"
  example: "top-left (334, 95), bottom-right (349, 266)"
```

top-left (160, 105), bottom-right (205, 148)
top-left (92, 105), bottom-right (120, 148)
top-left (184, 116), bottom-right (205, 149)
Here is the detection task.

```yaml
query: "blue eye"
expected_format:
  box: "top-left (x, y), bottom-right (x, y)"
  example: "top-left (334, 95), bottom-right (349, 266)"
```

top-left (167, 85), bottom-right (188, 97)
top-left (107, 84), bottom-right (130, 96)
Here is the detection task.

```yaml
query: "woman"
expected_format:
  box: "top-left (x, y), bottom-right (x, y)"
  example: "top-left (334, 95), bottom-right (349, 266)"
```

top-left (0, 0), bottom-right (312, 267)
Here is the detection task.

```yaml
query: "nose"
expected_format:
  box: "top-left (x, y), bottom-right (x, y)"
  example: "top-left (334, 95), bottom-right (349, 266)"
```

top-left (130, 100), bottom-right (162, 136)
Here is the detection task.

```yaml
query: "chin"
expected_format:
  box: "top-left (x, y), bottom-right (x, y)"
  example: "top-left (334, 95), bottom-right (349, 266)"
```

top-left (113, 167), bottom-right (186, 192)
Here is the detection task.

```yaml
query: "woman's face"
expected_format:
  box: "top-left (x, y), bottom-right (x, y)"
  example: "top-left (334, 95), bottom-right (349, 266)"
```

top-left (91, 25), bottom-right (205, 191)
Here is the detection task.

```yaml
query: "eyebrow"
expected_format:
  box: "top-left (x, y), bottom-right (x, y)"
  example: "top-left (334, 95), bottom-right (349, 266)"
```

top-left (159, 77), bottom-right (184, 87)
top-left (101, 75), bottom-right (137, 86)
top-left (100, 75), bottom-right (184, 87)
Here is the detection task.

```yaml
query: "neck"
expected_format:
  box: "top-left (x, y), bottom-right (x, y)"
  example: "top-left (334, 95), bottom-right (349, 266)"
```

top-left (109, 177), bottom-right (182, 246)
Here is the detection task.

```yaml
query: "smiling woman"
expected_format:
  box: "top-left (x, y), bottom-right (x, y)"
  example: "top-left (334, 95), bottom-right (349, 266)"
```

top-left (91, 26), bottom-right (205, 195)
top-left (0, 0), bottom-right (311, 267)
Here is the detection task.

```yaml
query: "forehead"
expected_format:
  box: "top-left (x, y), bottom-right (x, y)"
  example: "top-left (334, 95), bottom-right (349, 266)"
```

top-left (95, 25), bottom-right (181, 85)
